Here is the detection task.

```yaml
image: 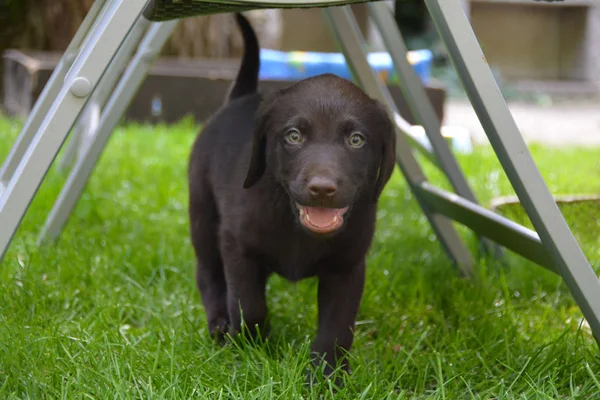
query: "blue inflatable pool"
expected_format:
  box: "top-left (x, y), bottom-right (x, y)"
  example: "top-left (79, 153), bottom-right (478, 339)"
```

top-left (259, 48), bottom-right (432, 85)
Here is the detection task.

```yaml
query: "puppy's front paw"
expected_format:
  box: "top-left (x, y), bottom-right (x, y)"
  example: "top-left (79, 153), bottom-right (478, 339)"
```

top-left (227, 319), bottom-right (270, 345)
top-left (306, 352), bottom-right (348, 390)
top-left (305, 364), bottom-right (346, 391)
top-left (208, 316), bottom-right (229, 342)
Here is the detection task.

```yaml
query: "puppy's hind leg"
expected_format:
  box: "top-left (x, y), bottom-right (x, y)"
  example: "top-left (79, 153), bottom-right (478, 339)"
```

top-left (189, 187), bottom-right (229, 339)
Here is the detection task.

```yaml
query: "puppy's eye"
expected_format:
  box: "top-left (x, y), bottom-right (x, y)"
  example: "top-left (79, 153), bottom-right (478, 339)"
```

top-left (348, 132), bottom-right (366, 148)
top-left (285, 128), bottom-right (303, 145)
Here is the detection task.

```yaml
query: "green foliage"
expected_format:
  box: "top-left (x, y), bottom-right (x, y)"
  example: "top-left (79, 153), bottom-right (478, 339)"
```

top-left (0, 115), bottom-right (599, 398)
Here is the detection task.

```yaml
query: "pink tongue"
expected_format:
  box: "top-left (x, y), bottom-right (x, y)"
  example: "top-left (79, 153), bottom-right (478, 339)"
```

top-left (306, 207), bottom-right (339, 227)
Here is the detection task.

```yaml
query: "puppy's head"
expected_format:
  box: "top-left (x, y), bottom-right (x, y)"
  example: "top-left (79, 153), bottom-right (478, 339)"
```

top-left (244, 74), bottom-right (396, 236)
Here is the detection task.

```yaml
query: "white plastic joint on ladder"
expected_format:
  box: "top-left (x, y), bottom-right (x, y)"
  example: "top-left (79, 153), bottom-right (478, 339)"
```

top-left (70, 77), bottom-right (93, 98)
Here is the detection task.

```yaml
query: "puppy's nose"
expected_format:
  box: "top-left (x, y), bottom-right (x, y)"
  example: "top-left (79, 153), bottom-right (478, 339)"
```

top-left (308, 176), bottom-right (337, 198)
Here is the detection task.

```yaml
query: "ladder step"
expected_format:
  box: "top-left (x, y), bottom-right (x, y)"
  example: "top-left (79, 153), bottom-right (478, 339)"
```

top-left (415, 181), bottom-right (557, 273)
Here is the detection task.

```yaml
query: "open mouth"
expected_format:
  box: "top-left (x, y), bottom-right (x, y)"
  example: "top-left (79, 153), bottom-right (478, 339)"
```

top-left (295, 203), bottom-right (350, 234)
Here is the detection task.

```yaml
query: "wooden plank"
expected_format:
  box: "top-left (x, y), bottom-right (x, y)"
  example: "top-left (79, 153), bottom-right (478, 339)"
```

top-left (471, 4), bottom-right (562, 79)
top-left (1, 50), bottom-right (447, 126)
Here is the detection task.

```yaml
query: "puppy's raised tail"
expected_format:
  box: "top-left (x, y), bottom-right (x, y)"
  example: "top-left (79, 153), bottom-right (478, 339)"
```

top-left (226, 13), bottom-right (260, 102)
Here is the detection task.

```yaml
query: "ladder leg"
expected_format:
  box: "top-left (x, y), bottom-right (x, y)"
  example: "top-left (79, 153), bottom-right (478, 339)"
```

top-left (0, 0), bottom-right (150, 263)
top-left (0, 0), bottom-right (109, 187)
top-left (38, 20), bottom-right (180, 243)
top-left (367, 1), bottom-right (502, 259)
top-left (324, 5), bottom-right (474, 277)
top-left (425, 0), bottom-right (600, 344)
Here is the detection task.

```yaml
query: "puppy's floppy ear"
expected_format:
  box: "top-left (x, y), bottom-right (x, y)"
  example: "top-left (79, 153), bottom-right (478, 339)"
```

top-left (243, 94), bottom-right (275, 188)
top-left (373, 102), bottom-right (397, 203)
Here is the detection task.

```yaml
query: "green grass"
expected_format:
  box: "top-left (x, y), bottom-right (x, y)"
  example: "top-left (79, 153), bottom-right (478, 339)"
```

top-left (1, 115), bottom-right (599, 399)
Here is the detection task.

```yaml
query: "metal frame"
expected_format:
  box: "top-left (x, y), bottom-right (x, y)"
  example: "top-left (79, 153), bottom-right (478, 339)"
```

top-left (424, 0), bottom-right (600, 343)
top-left (0, 0), bottom-right (599, 344)
top-left (0, 0), bottom-right (109, 187)
top-left (326, 0), bottom-right (600, 343)
top-left (58, 15), bottom-right (153, 172)
top-left (367, 2), bottom-right (502, 259)
top-left (39, 19), bottom-right (179, 242)
top-left (0, 0), bottom-right (149, 260)
top-left (324, 6), bottom-right (475, 277)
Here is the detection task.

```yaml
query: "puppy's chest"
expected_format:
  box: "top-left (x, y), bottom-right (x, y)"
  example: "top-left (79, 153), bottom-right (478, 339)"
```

top-left (260, 234), bottom-right (332, 281)
top-left (244, 215), bottom-right (367, 281)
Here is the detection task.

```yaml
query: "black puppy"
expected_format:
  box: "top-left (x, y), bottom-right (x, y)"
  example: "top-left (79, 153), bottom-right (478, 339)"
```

top-left (188, 13), bottom-right (396, 374)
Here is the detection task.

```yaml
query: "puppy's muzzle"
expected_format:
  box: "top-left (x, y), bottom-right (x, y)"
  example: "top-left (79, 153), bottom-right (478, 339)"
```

top-left (294, 174), bottom-right (352, 235)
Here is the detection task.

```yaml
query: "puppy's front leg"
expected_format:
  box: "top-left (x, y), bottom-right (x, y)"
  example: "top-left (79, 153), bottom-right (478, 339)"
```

top-left (312, 261), bottom-right (366, 375)
top-left (222, 245), bottom-right (269, 339)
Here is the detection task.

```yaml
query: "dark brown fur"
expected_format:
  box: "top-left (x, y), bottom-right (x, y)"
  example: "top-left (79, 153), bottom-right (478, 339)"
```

top-left (188, 13), bottom-right (396, 376)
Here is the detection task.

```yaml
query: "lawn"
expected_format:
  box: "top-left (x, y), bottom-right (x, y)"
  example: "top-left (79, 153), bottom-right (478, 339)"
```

top-left (1, 115), bottom-right (599, 399)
